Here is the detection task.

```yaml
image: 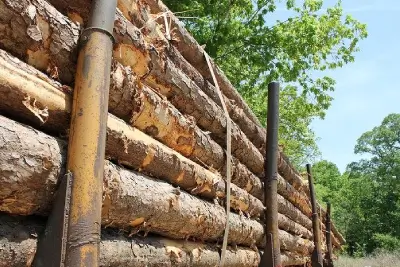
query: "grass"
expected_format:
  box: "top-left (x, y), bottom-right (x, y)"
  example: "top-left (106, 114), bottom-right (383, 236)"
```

top-left (335, 251), bottom-right (400, 267)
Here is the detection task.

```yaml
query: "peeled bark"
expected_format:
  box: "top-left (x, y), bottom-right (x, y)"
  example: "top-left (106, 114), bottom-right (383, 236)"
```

top-left (0, 0), bottom-right (79, 84)
top-left (0, 214), bottom-right (42, 267)
top-left (0, 0), bottom-right (265, 177)
top-left (278, 195), bottom-right (312, 232)
top-left (46, 0), bottom-right (311, 198)
top-left (0, 0), bottom-right (342, 247)
top-left (0, 49), bottom-right (316, 236)
top-left (0, 116), bottom-right (312, 253)
top-left (0, 214), bottom-right (309, 267)
top-left (0, 50), bottom-right (263, 217)
top-left (43, 0), bottom-right (316, 203)
top-left (138, 0), bottom-right (261, 126)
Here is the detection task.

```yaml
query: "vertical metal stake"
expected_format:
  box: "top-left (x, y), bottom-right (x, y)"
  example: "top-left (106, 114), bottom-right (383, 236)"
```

top-left (260, 82), bottom-right (282, 267)
top-left (324, 202), bottom-right (334, 267)
top-left (33, 172), bottom-right (73, 267)
top-left (307, 164), bottom-right (323, 267)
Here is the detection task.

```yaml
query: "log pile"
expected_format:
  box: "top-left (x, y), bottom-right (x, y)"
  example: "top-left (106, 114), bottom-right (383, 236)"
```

top-left (0, 0), bottom-right (344, 266)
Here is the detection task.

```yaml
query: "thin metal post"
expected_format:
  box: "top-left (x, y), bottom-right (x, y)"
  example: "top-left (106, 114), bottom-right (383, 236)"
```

top-left (260, 82), bottom-right (281, 267)
top-left (324, 202), bottom-right (334, 267)
top-left (307, 164), bottom-right (323, 267)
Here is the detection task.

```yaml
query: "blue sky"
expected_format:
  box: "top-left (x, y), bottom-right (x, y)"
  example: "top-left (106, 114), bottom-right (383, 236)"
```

top-left (275, 0), bottom-right (400, 172)
top-left (310, 0), bottom-right (400, 172)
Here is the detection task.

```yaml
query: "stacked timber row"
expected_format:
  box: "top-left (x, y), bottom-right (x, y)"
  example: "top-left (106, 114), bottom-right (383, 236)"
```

top-left (0, 0), bottom-right (344, 266)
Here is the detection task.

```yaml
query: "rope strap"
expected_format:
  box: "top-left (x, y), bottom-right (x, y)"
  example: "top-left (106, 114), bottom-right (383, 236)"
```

top-left (204, 52), bottom-right (232, 267)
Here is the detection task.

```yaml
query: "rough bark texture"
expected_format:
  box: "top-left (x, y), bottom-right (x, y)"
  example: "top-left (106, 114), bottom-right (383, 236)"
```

top-left (0, 49), bottom-right (71, 134)
top-left (0, 50), bottom-right (263, 217)
top-left (0, 214), bottom-right (309, 267)
top-left (0, 116), bottom-right (312, 253)
top-left (0, 0), bottom-right (79, 84)
top-left (0, 49), bottom-right (318, 241)
top-left (1, 0), bottom-right (265, 178)
top-left (0, 0), bottom-right (311, 208)
top-left (43, 0), bottom-right (311, 199)
top-left (125, 0), bottom-right (313, 200)
top-left (0, 117), bottom-right (65, 216)
top-left (0, 214), bottom-right (43, 267)
top-left (138, 0), bottom-right (261, 126)
top-left (0, 0), bottom-right (344, 249)
top-left (146, 50), bottom-right (265, 177)
top-left (278, 195), bottom-right (312, 232)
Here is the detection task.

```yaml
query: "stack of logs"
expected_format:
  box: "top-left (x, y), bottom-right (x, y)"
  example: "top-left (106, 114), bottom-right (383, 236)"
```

top-left (0, 0), bottom-right (345, 266)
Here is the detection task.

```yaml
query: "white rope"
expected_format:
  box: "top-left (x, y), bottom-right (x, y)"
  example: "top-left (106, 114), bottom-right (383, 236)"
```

top-left (204, 52), bottom-right (232, 267)
top-left (162, 13), bottom-right (171, 40)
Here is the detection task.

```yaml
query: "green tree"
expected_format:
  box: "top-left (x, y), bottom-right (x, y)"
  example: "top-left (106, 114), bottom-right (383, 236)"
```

top-left (164, 0), bottom-right (367, 165)
top-left (339, 114), bottom-right (400, 255)
top-left (311, 160), bottom-right (342, 203)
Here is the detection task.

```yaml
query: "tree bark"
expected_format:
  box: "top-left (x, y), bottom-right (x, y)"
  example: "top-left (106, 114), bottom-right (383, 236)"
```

top-left (42, 0), bottom-right (314, 203)
top-left (0, 214), bottom-right (309, 267)
top-left (0, 50), bottom-right (262, 218)
top-left (0, 0), bottom-right (265, 183)
top-left (0, 115), bottom-right (312, 254)
top-left (0, 49), bottom-right (319, 239)
top-left (138, 0), bottom-right (262, 126)
top-left (0, 0), bottom-right (343, 247)
top-left (0, 49), bottom-right (318, 233)
top-left (46, 0), bottom-right (311, 199)
top-left (0, 0), bottom-right (79, 84)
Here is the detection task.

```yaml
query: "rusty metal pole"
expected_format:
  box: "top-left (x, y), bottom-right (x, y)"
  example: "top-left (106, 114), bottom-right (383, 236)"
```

top-left (324, 202), bottom-right (334, 267)
top-left (33, 1), bottom-right (116, 266)
top-left (64, 0), bottom-right (117, 266)
top-left (260, 82), bottom-right (281, 267)
top-left (307, 164), bottom-right (323, 267)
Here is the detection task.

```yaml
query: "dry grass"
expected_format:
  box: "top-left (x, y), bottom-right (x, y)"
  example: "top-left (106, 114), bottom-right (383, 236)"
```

top-left (335, 251), bottom-right (400, 267)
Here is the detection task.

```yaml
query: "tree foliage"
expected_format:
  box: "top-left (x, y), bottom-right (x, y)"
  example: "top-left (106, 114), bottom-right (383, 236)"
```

top-left (164, 0), bottom-right (367, 165)
top-left (312, 114), bottom-right (400, 255)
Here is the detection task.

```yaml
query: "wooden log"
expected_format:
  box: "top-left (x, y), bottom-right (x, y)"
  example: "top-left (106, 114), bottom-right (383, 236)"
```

top-left (109, 62), bottom-right (314, 231)
top-left (44, 0), bottom-right (261, 128)
top-left (278, 195), bottom-right (311, 232)
top-left (139, 0), bottom-right (261, 126)
top-left (0, 52), bottom-right (312, 243)
top-left (0, 115), bottom-right (312, 253)
top-left (0, 49), bottom-right (316, 235)
top-left (0, 0), bottom-right (341, 245)
top-left (0, 49), bottom-right (316, 238)
top-left (318, 204), bottom-right (344, 247)
top-left (0, 49), bottom-right (263, 218)
top-left (109, 61), bottom-right (260, 196)
top-left (44, 0), bottom-right (310, 198)
top-left (0, 0), bottom-right (79, 84)
top-left (0, 0), bottom-right (264, 177)
top-left (0, 214), bottom-right (309, 267)
top-left (0, 0), bottom-right (309, 205)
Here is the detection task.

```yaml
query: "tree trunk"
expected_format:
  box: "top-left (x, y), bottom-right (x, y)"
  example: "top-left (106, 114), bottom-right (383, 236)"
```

top-left (0, 0), bottom-right (265, 184)
top-left (0, 0), bottom-right (79, 84)
top-left (0, 115), bottom-right (312, 254)
top-left (0, 49), bottom-right (319, 238)
top-left (0, 0), bottom-right (311, 200)
top-left (47, 0), bottom-right (311, 199)
top-left (138, 0), bottom-right (262, 126)
top-left (0, 214), bottom-right (309, 267)
top-left (0, 49), bottom-right (318, 234)
top-left (0, 50), bottom-right (267, 219)
top-left (110, 61), bottom-right (259, 194)
top-left (0, 0), bottom-right (342, 248)
top-left (278, 195), bottom-right (312, 232)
